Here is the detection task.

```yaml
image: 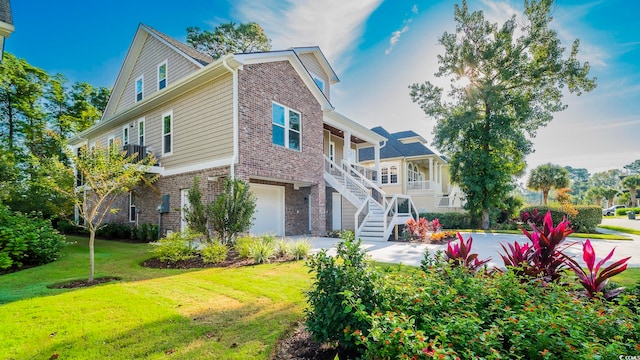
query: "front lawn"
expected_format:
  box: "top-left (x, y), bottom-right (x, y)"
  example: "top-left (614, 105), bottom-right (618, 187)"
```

top-left (0, 237), bottom-right (311, 359)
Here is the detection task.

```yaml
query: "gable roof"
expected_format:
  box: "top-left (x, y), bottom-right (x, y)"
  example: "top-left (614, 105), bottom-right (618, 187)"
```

top-left (143, 24), bottom-right (214, 66)
top-left (359, 126), bottom-right (438, 161)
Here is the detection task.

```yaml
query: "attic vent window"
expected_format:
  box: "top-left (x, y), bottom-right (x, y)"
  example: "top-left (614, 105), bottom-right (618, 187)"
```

top-left (313, 76), bottom-right (324, 92)
top-left (158, 61), bottom-right (167, 90)
top-left (135, 75), bottom-right (144, 102)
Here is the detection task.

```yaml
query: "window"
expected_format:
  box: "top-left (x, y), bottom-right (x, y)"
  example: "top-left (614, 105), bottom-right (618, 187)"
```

top-left (129, 192), bottom-right (136, 222)
top-left (380, 164), bottom-right (399, 185)
top-left (162, 111), bottom-right (173, 154)
top-left (107, 135), bottom-right (115, 150)
top-left (122, 125), bottom-right (129, 146)
top-left (135, 75), bottom-right (143, 102)
top-left (157, 61), bottom-right (167, 90)
top-left (272, 102), bottom-right (301, 151)
top-left (313, 76), bottom-right (324, 92)
top-left (138, 118), bottom-right (145, 145)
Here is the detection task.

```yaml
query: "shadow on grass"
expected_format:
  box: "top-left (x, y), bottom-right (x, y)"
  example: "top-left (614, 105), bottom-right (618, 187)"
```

top-left (21, 302), bottom-right (302, 360)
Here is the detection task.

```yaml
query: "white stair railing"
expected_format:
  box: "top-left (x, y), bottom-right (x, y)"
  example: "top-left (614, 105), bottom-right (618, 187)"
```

top-left (383, 195), bottom-right (420, 241)
top-left (324, 156), bottom-right (370, 206)
top-left (341, 161), bottom-right (387, 209)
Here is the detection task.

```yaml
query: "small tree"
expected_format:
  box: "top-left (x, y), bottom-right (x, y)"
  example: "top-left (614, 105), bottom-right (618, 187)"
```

top-left (49, 140), bottom-right (156, 282)
top-left (601, 188), bottom-right (620, 208)
top-left (585, 186), bottom-right (605, 207)
top-left (527, 163), bottom-right (570, 205)
top-left (622, 175), bottom-right (640, 207)
top-left (183, 176), bottom-right (209, 241)
top-left (208, 177), bottom-right (256, 245)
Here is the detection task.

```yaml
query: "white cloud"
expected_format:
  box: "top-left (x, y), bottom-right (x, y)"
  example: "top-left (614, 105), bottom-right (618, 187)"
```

top-left (384, 4), bottom-right (419, 55)
top-left (232, 0), bottom-right (382, 71)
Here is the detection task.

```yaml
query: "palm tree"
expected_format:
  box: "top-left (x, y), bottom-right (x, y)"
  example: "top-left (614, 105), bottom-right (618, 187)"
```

top-left (622, 175), bottom-right (640, 207)
top-left (585, 186), bottom-right (605, 206)
top-left (601, 188), bottom-right (620, 208)
top-left (527, 164), bottom-right (570, 205)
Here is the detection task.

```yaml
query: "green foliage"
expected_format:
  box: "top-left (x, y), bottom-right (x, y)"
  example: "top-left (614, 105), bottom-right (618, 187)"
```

top-left (410, 0), bottom-right (595, 229)
top-left (617, 207), bottom-right (640, 216)
top-left (183, 176), bottom-right (209, 241)
top-left (186, 22), bottom-right (271, 60)
top-left (234, 235), bottom-right (254, 259)
top-left (419, 212), bottom-right (471, 229)
top-left (291, 239), bottom-right (312, 260)
top-left (247, 237), bottom-right (276, 264)
top-left (564, 166), bottom-right (590, 203)
top-left (275, 239), bottom-right (292, 257)
top-left (355, 263), bottom-right (638, 359)
top-left (623, 160), bottom-right (640, 175)
top-left (622, 175), bottom-right (640, 206)
top-left (527, 163), bottom-right (570, 205)
top-left (201, 241), bottom-right (229, 264)
top-left (519, 205), bottom-right (601, 233)
top-left (305, 231), bottom-right (380, 356)
top-left (208, 177), bottom-right (256, 245)
top-left (151, 230), bottom-right (201, 263)
top-left (0, 206), bottom-right (66, 270)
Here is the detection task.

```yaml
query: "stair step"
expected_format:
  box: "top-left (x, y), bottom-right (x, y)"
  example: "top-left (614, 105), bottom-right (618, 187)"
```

top-left (358, 236), bottom-right (385, 242)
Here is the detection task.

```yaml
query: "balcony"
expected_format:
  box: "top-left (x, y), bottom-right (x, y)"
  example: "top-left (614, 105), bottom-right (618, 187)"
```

top-left (122, 144), bottom-right (162, 172)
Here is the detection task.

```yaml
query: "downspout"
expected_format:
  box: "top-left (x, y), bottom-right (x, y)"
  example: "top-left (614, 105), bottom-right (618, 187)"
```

top-left (221, 57), bottom-right (238, 179)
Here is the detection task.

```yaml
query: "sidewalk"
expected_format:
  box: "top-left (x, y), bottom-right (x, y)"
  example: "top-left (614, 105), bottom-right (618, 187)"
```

top-left (601, 217), bottom-right (640, 230)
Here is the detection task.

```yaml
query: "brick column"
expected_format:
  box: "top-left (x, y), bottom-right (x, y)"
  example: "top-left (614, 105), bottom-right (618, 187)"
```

top-left (310, 179), bottom-right (326, 236)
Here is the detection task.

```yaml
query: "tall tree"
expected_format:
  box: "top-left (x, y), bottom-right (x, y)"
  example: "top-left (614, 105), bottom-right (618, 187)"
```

top-left (623, 160), bottom-right (640, 175)
top-left (527, 164), bottom-right (570, 205)
top-left (48, 140), bottom-right (157, 282)
top-left (622, 175), bottom-right (640, 207)
top-left (589, 169), bottom-right (622, 189)
top-left (186, 22), bottom-right (271, 60)
top-left (409, 0), bottom-right (596, 229)
top-left (601, 188), bottom-right (620, 208)
top-left (564, 166), bottom-right (590, 203)
top-left (585, 186), bottom-right (605, 207)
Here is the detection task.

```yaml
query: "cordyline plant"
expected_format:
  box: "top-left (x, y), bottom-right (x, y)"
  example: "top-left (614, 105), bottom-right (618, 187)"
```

top-left (520, 211), bottom-right (575, 282)
top-left (445, 232), bottom-right (490, 271)
top-left (406, 217), bottom-right (442, 240)
top-left (566, 239), bottom-right (630, 300)
top-left (499, 241), bottom-right (541, 279)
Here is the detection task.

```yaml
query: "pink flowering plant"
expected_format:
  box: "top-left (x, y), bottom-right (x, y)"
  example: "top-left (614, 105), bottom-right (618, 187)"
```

top-left (445, 232), bottom-right (491, 271)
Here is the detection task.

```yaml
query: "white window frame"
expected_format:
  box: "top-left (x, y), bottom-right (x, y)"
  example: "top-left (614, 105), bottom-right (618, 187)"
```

top-left (157, 60), bottom-right (167, 91)
top-left (122, 125), bottom-right (129, 146)
top-left (107, 135), bottom-right (115, 150)
top-left (380, 163), bottom-right (400, 185)
top-left (135, 75), bottom-right (144, 102)
top-left (272, 102), bottom-right (302, 151)
top-left (129, 191), bottom-right (136, 223)
top-left (138, 117), bottom-right (145, 146)
top-left (162, 110), bottom-right (173, 155)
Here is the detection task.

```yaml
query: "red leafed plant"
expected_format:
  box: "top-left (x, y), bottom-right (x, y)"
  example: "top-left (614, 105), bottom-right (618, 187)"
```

top-left (445, 232), bottom-right (491, 271)
top-left (566, 239), bottom-right (630, 300)
top-left (499, 241), bottom-right (541, 278)
top-left (406, 217), bottom-right (430, 240)
top-left (521, 211), bottom-right (575, 283)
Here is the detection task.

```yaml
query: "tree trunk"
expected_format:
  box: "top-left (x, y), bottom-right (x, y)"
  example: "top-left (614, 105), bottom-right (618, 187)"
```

top-left (481, 208), bottom-right (490, 230)
top-left (89, 230), bottom-right (95, 283)
top-left (631, 189), bottom-right (637, 207)
top-left (542, 190), bottom-right (549, 205)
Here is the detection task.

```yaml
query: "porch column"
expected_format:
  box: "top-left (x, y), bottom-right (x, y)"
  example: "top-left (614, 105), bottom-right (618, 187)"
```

top-left (438, 163), bottom-right (443, 191)
top-left (429, 158), bottom-right (434, 184)
top-left (374, 142), bottom-right (381, 186)
top-left (344, 130), bottom-right (352, 164)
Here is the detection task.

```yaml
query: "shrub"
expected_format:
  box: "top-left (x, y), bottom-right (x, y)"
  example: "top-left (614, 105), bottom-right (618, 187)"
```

top-left (291, 239), bottom-right (312, 260)
top-left (96, 223), bottom-right (134, 239)
top-left (234, 235), bottom-right (254, 258)
top-left (247, 237), bottom-right (276, 264)
top-left (0, 206), bottom-right (66, 270)
top-left (419, 212), bottom-right (471, 229)
top-left (208, 177), bottom-right (256, 245)
top-left (151, 230), bottom-right (200, 263)
top-left (519, 205), bottom-right (601, 233)
top-left (444, 233), bottom-right (490, 271)
top-left (55, 219), bottom-right (87, 235)
top-left (306, 231), bottom-right (380, 357)
top-left (616, 207), bottom-right (640, 216)
top-left (201, 241), bottom-right (229, 264)
top-left (275, 239), bottom-right (292, 257)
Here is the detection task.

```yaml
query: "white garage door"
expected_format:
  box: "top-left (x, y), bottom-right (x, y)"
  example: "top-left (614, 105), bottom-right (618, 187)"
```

top-left (250, 183), bottom-right (285, 236)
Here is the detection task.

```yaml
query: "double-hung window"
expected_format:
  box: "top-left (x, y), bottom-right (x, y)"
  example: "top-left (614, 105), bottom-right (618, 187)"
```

top-left (135, 75), bottom-right (144, 102)
top-left (162, 111), bottom-right (173, 155)
top-left (157, 61), bottom-right (167, 90)
top-left (129, 192), bottom-right (136, 222)
top-left (272, 102), bottom-right (301, 151)
top-left (380, 164), bottom-right (399, 185)
top-left (138, 118), bottom-right (145, 145)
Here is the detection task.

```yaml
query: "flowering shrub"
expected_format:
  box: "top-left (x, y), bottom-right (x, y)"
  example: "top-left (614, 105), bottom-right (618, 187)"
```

top-left (407, 217), bottom-right (444, 241)
top-left (429, 231), bottom-right (456, 242)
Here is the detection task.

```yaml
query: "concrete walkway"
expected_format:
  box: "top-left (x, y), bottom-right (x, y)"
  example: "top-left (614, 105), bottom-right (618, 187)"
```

top-left (306, 226), bottom-right (640, 268)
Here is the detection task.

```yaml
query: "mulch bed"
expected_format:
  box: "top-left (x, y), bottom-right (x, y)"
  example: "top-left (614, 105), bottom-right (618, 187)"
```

top-left (47, 276), bottom-right (122, 289)
top-left (272, 322), bottom-right (338, 360)
top-left (141, 249), bottom-right (297, 269)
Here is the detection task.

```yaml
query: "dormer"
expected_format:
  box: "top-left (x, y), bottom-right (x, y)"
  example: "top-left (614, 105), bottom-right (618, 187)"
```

top-left (393, 130), bottom-right (428, 145)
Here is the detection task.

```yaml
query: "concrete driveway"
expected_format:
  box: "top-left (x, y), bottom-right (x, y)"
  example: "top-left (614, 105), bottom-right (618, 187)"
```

top-left (308, 227), bottom-right (640, 268)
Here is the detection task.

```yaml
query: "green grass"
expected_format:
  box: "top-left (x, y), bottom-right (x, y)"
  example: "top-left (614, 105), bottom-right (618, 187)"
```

top-left (0, 237), bottom-right (311, 359)
top-left (598, 224), bottom-right (640, 236)
top-left (612, 268), bottom-right (640, 287)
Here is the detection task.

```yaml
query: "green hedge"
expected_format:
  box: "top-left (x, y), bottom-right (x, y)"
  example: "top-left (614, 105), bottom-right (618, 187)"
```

top-left (419, 212), bottom-right (472, 229)
top-left (616, 207), bottom-right (640, 216)
top-left (519, 205), bottom-right (602, 233)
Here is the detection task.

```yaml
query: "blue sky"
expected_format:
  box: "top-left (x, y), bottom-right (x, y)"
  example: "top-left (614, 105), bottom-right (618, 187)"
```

top-left (8, 0), bottom-right (640, 176)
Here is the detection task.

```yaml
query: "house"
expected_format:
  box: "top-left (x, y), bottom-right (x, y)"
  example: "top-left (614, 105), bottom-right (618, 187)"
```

top-left (0, 0), bottom-right (14, 62)
top-left (358, 127), bottom-right (465, 214)
top-left (69, 24), bottom-right (416, 241)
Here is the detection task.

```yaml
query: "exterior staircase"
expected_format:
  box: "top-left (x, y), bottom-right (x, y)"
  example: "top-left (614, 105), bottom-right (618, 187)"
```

top-left (324, 156), bottom-right (418, 241)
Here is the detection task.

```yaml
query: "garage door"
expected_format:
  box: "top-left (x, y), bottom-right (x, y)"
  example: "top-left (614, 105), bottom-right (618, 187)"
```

top-left (250, 183), bottom-right (285, 236)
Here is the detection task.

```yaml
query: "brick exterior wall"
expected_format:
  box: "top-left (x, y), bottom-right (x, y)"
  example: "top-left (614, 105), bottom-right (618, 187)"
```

top-left (236, 61), bottom-right (326, 236)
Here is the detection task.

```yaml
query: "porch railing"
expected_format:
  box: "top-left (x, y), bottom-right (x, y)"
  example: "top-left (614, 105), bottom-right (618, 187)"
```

top-left (342, 161), bottom-right (386, 209)
top-left (383, 195), bottom-right (420, 241)
top-left (407, 180), bottom-right (432, 191)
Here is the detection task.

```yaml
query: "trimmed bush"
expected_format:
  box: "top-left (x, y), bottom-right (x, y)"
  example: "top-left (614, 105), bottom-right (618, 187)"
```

top-left (201, 242), bottom-right (228, 264)
top-left (519, 205), bottom-right (601, 233)
top-left (247, 238), bottom-right (276, 264)
top-left (419, 212), bottom-right (472, 229)
top-left (616, 207), bottom-right (640, 216)
top-left (292, 239), bottom-right (312, 260)
top-left (0, 206), bottom-right (66, 270)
